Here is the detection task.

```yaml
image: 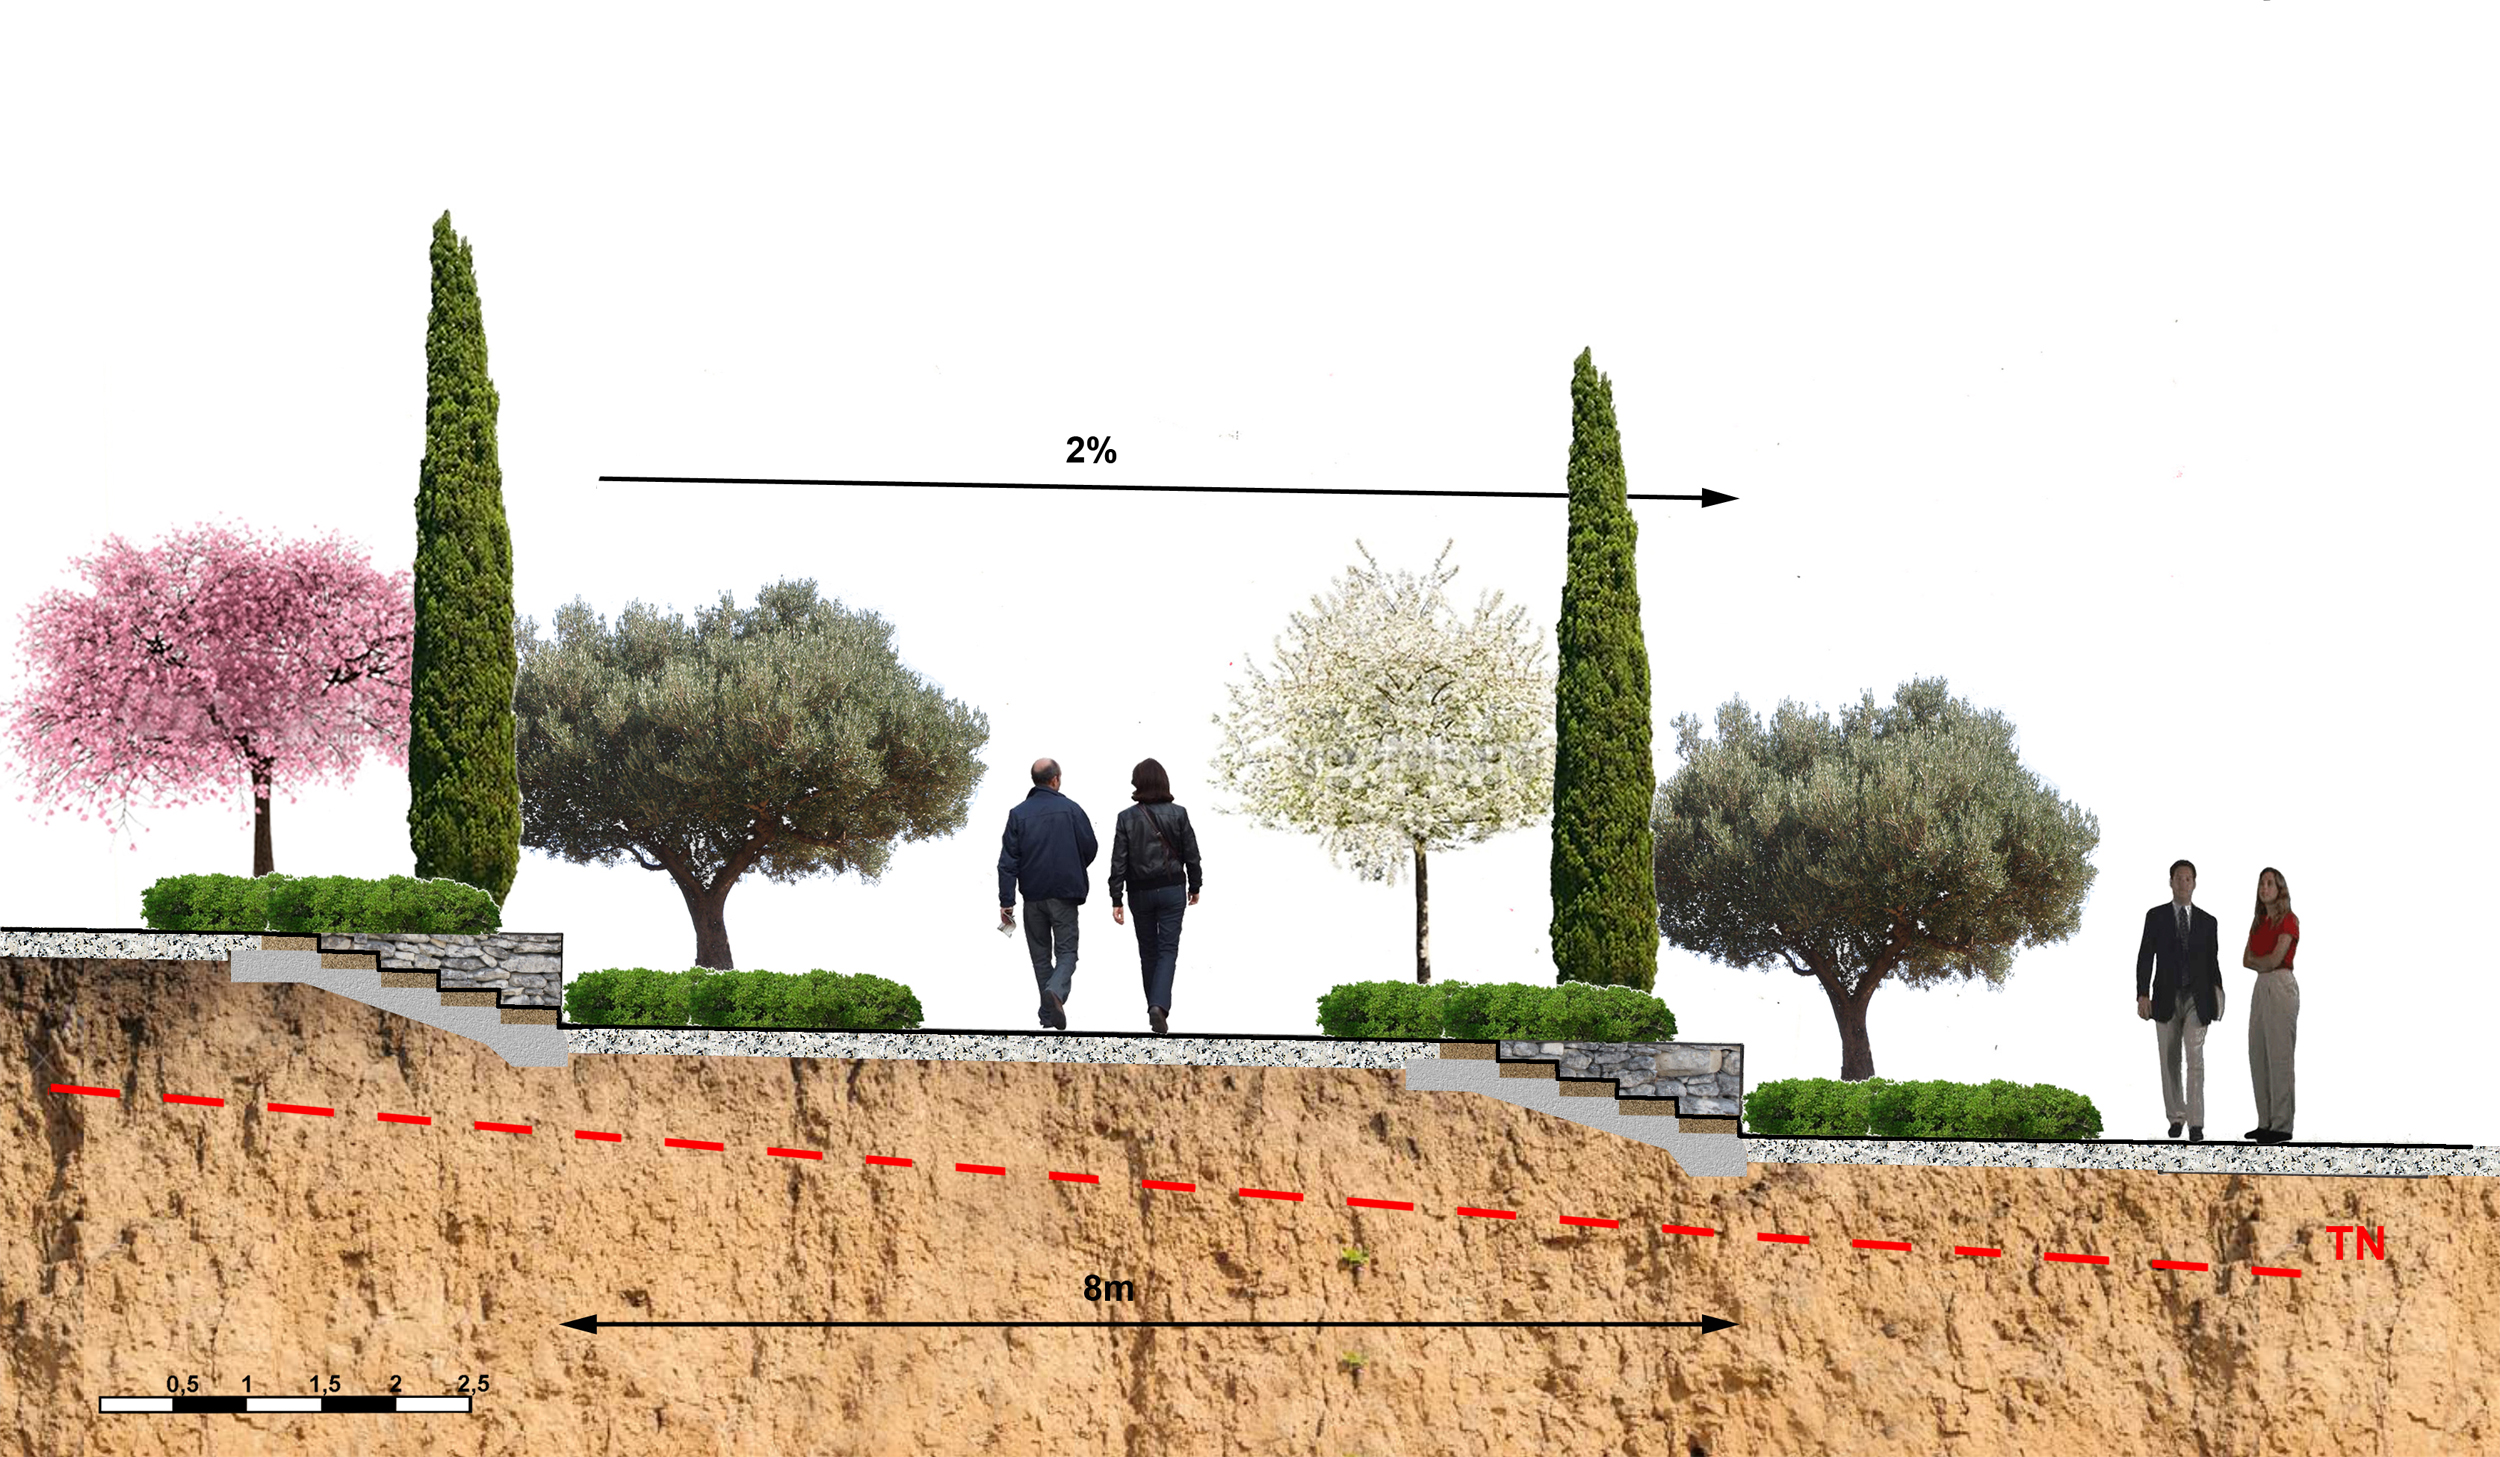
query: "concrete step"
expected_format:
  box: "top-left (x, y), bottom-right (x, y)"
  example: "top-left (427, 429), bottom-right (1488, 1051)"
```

top-left (229, 944), bottom-right (566, 1069)
top-left (1402, 1047), bottom-right (1747, 1178)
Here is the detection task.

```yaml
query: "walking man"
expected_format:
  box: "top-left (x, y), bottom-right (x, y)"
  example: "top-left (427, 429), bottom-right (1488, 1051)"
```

top-left (2136, 858), bottom-right (2223, 1141)
top-left (998, 758), bottom-right (1097, 1030)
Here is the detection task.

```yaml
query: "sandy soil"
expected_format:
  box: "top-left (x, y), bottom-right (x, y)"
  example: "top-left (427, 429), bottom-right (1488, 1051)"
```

top-left (6, 956), bottom-right (2494, 1456)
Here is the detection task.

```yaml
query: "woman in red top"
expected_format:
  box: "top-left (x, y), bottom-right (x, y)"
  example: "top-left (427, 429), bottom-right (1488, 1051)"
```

top-left (2242, 867), bottom-right (2300, 1143)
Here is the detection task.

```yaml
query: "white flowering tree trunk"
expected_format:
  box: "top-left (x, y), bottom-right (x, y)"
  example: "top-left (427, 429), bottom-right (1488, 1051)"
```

top-left (1411, 834), bottom-right (1430, 983)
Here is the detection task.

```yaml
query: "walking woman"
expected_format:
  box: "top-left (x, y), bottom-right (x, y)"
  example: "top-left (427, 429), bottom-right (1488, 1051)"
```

top-left (2243, 867), bottom-right (2301, 1144)
top-left (1107, 758), bottom-right (1203, 1035)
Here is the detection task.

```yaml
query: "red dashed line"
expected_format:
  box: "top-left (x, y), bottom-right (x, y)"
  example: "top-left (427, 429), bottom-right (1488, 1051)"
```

top-left (39, 1082), bottom-right (2316, 1281)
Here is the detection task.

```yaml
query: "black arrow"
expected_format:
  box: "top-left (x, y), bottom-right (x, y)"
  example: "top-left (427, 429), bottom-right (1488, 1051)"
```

top-left (563, 1314), bottom-right (1735, 1334)
top-left (596, 476), bottom-right (1738, 507)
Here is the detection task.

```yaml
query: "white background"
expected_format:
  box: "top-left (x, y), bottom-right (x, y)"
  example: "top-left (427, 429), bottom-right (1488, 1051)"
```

top-left (4, 7), bottom-right (2492, 1145)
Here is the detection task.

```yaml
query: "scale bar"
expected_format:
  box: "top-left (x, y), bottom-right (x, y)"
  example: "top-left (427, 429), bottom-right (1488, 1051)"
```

top-left (101, 1395), bottom-right (472, 1414)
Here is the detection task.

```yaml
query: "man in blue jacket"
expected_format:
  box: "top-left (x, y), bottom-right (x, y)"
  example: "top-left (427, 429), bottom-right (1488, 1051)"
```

top-left (998, 758), bottom-right (1097, 1030)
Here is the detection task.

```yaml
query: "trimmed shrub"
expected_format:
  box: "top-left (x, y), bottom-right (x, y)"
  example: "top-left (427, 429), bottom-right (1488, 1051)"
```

top-left (1746, 1076), bottom-right (2102, 1139)
top-left (1316, 980), bottom-right (1463, 1039)
top-left (690, 970), bottom-right (783, 1028)
top-left (1742, 1076), bottom-right (1893, 1136)
top-left (1437, 982), bottom-right (1546, 1039)
top-left (141, 871), bottom-right (500, 933)
top-left (1442, 980), bottom-right (1676, 1041)
top-left (585, 966), bottom-right (699, 1027)
top-left (563, 967), bottom-right (632, 1025)
top-left (1865, 1079), bottom-right (1972, 1138)
top-left (783, 969), bottom-right (923, 1030)
top-left (1315, 978), bottom-right (1679, 1040)
top-left (1866, 1079), bottom-right (2102, 1140)
top-left (569, 965), bottom-right (926, 1030)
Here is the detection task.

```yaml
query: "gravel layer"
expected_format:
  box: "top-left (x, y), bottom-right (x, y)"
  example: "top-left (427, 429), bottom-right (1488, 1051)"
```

top-left (14, 931), bottom-right (2496, 1177)
top-left (1727, 1136), bottom-right (2492, 1178)
top-left (2, 930), bottom-right (266, 959)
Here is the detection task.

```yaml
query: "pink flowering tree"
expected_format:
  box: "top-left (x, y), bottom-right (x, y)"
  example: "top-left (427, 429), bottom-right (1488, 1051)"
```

top-left (5, 517), bottom-right (415, 877)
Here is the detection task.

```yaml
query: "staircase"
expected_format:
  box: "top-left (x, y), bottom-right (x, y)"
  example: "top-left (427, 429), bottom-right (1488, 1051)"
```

top-left (1403, 1041), bottom-right (1747, 1178)
top-left (229, 935), bottom-right (566, 1069)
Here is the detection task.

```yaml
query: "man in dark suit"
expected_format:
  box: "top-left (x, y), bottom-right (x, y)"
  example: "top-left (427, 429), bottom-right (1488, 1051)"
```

top-left (2136, 858), bottom-right (2223, 1141)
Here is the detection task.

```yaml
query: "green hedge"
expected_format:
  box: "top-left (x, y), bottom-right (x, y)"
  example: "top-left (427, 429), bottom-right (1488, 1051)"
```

top-left (1313, 980), bottom-right (1676, 1041)
top-left (140, 872), bottom-right (502, 934)
top-left (1744, 1076), bottom-right (2103, 1140)
top-left (565, 966), bottom-right (924, 1031)
top-left (563, 967), bottom-right (700, 1027)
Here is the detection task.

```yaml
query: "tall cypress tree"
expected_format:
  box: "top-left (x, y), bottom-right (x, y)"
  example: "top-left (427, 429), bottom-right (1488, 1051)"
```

top-left (1549, 348), bottom-right (1660, 990)
top-left (408, 211), bottom-right (522, 909)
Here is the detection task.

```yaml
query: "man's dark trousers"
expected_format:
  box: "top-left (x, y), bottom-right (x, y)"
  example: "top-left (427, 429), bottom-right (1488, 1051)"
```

top-left (1129, 881), bottom-right (1187, 1012)
top-left (1023, 895), bottom-right (1080, 1023)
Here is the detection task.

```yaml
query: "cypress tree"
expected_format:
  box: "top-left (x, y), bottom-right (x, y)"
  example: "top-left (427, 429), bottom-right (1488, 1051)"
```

top-left (1549, 347), bottom-right (1660, 990)
top-left (408, 211), bottom-right (522, 909)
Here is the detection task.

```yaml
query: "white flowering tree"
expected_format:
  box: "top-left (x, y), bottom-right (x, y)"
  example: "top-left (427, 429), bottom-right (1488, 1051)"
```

top-left (1208, 538), bottom-right (1557, 983)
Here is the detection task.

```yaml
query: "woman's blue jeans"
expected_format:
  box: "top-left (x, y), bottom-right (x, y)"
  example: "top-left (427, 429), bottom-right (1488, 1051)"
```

top-left (1128, 881), bottom-right (1187, 1011)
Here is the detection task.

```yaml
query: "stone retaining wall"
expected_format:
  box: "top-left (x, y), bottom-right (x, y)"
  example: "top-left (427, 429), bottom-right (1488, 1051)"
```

top-left (1497, 1039), bottom-right (1744, 1116)
top-left (315, 932), bottom-right (562, 1007)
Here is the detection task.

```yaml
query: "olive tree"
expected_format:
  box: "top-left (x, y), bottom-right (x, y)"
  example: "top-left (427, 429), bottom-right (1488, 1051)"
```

top-left (514, 578), bottom-right (990, 969)
top-left (1652, 676), bottom-right (2100, 1079)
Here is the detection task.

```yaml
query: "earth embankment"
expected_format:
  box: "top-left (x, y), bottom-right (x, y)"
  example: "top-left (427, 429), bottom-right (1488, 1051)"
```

top-left (6, 956), bottom-right (2494, 1456)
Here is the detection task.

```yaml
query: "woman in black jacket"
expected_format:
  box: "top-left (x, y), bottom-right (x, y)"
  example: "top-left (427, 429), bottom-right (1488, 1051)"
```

top-left (1108, 758), bottom-right (1203, 1035)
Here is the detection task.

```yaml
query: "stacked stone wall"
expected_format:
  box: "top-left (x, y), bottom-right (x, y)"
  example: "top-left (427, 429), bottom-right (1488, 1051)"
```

top-left (1497, 1039), bottom-right (1744, 1115)
top-left (317, 932), bottom-right (561, 1007)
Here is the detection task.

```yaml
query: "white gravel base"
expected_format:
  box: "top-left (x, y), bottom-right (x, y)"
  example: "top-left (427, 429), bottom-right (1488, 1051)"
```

top-left (1735, 1136), bottom-right (2496, 1178)
top-left (2, 930), bottom-right (265, 959)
